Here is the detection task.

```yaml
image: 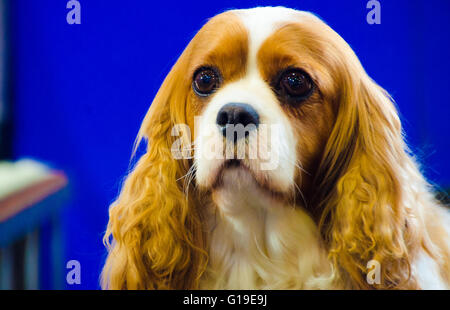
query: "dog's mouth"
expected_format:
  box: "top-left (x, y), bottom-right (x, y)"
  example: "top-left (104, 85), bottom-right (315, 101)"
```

top-left (210, 159), bottom-right (287, 200)
top-left (223, 159), bottom-right (242, 169)
top-left (211, 159), bottom-right (251, 188)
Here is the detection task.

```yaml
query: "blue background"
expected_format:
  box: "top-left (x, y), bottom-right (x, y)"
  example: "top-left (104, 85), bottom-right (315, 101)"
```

top-left (8, 0), bottom-right (450, 289)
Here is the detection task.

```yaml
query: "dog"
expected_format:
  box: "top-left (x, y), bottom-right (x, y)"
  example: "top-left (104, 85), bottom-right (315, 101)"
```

top-left (102, 7), bottom-right (450, 289)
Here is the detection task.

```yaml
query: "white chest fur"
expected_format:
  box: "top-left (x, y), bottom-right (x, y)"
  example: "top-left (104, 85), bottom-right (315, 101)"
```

top-left (199, 169), bottom-right (337, 289)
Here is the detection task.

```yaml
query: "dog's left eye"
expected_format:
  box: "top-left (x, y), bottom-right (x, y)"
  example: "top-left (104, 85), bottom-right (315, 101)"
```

top-left (193, 67), bottom-right (220, 96)
top-left (276, 68), bottom-right (314, 101)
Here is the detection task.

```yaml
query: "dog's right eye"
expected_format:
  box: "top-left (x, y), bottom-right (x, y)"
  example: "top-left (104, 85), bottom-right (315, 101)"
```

top-left (193, 67), bottom-right (220, 96)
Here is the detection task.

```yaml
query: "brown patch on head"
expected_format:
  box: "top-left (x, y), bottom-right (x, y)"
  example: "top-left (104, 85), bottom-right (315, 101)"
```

top-left (185, 12), bottom-right (249, 123)
top-left (256, 16), bottom-right (342, 195)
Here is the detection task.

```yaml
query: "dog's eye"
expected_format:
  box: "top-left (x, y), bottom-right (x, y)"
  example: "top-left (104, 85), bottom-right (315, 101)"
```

top-left (193, 67), bottom-right (220, 96)
top-left (277, 69), bottom-right (314, 100)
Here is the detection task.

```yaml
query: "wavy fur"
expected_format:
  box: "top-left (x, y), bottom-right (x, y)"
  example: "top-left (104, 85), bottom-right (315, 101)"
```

top-left (101, 45), bottom-right (208, 289)
top-left (311, 46), bottom-right (450, 288)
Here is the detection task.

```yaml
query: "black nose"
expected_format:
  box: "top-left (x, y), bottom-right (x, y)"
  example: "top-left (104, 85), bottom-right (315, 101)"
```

top-left (216, 103), bottom-right (259, 140)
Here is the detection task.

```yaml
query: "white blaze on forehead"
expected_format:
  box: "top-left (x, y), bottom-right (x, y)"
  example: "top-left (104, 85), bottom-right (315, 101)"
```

top-left (232, 7), bottom-right (300, 74)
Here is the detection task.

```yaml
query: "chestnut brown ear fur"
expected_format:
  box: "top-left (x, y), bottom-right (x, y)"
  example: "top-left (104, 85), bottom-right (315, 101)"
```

top-left (311, 45), bottom-right (450, 289)
top-left (101, 45), bottom-right (207, 289)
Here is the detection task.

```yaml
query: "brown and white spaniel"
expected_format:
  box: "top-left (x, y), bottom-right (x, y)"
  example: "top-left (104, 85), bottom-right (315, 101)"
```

top-left (102, 7), bottom-right (450, 290)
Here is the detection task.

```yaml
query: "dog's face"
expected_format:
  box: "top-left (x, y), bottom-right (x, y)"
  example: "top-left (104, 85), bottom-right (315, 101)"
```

top-left (187, 8), bottom-right (339, 204)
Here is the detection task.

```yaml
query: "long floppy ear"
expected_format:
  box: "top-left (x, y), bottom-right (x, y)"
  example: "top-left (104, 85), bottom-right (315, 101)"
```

top-left (101, 47), bottom-right (207, 289)
top-left (311, 50), bottom-right (435, 289)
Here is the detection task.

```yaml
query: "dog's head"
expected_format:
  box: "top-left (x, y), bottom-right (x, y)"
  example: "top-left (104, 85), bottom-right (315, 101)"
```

top-left (192, 9), bottom-right (334, 203)
top-left (102, 7), bottom-right (422, 289)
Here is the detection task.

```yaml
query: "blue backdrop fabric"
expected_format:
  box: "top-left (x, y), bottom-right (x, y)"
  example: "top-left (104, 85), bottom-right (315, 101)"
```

top-left (9, 0), bottom-right (450, 289)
